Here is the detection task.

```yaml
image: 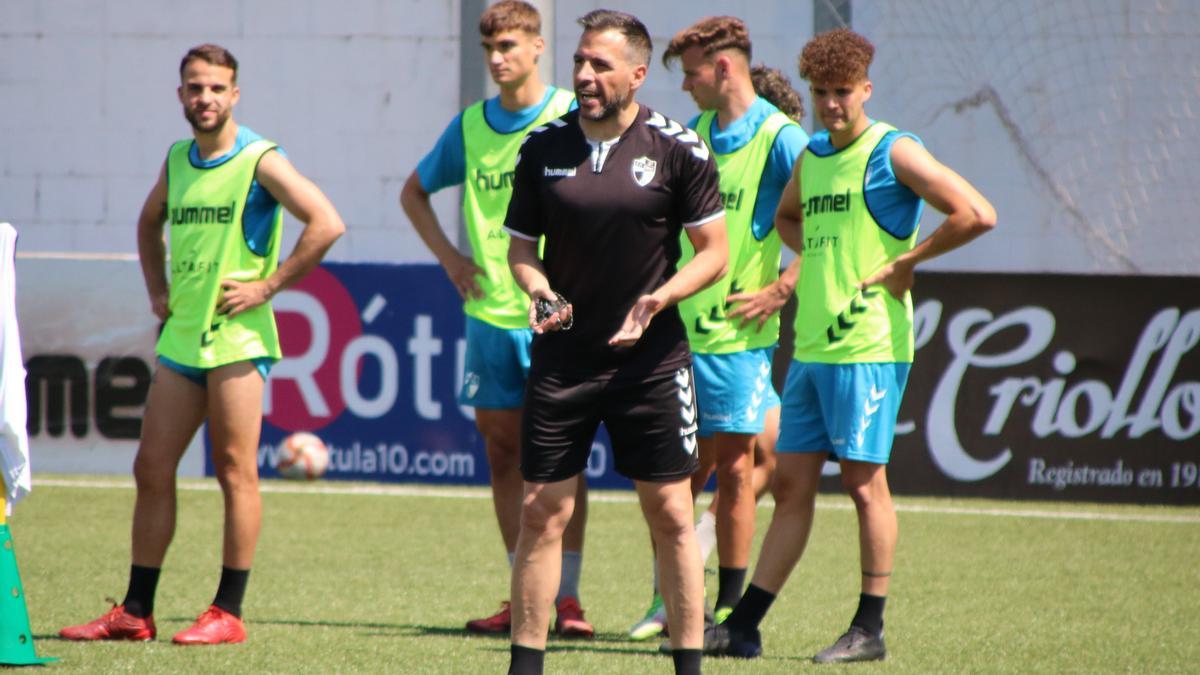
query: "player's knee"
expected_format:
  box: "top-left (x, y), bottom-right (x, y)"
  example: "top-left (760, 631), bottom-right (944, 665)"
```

top-left (842, 475), bottom-right (890, 512)
top-left (715, 453), bottom-right (754, 486)
top-left (520, 493), bottom-right (572, 536)
top-left (132, 453), bottom-right (174, 491)
top-left (771, 470), bottom-right (818, 510)
top-left (211, 451), bottom-right (259, 490)
top-left (484, 441), bottom-right (520, 475)
top-left (644, 498), bottom-right (693, 541)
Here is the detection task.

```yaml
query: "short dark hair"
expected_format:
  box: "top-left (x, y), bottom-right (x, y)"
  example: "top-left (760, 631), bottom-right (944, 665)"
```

top-left (179, 44), bottom-right (239, 82)
top-left (662, 16), bottom-right (752, 68)
top-left (577, 9), bottom-right (652, 66)
top-left (480, 0), bottom-right (541, 37)
top-left (798, 29), bottom-right (874, 84)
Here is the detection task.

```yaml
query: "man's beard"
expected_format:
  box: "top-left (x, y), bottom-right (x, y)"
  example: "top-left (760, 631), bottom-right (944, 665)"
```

top-left (184, 106), bottom-right (231, 134)
top-left (577, 87), bottom-right (630, 122)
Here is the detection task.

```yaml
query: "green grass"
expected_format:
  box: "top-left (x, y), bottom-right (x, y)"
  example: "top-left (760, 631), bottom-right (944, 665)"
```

top-left (11, 476), bottom-right (1200, 673)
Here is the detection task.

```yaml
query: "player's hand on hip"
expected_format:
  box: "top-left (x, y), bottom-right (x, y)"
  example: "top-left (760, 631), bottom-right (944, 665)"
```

top-left (150, 290), bottom-right (171, 322)
top-left (860, 259), bottom-right (915, 301)
top-left (445, 252), bottom-right (485, 301)
top-left (609, 294), bottom-right (663, 347)
top-left (218, 279), bottom-right (271, 317)
top-left (529, 288), bottom-right (573, 334)
top-left (727, 281), bottom-right (791, 332)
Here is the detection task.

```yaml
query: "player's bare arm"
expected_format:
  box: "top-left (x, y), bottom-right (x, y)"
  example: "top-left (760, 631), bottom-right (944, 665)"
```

top-left (859, 137), bottom-right (996, 299)
top-left (400, 170), bottom-right (485, 301)
top-left (507, 235), bottom-right (572, 334)
top-left (218, 150), bottom-right (345, 317)
top-left (727, 258), bottom-right (799, 331)
top-left (610, 215), bottom-right (728, 347)
top-left (136, 163), bottom-right (171, 321)
top-left (773, 153), bottom-right (805, 254)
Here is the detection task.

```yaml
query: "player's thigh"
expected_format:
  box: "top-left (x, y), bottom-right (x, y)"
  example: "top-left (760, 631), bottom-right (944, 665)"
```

top-left (206, 360), bottom-right (266, 466)
top-left (755, 403), bottom-right (781, 465)
top-left (819, 362), bottom-right (910, 464)
top-left (521, 372), bottom-right (601, 483)
top-left (692, 349), bottom-right (775, 437)
top-left (603, 367), bottom-right (699, 483)
top-left (776, 361), bottom-right (832, 454)
top-left (474, 407), bottom-right (523, 453)
top-left (459, 317), bottom-right (531, 409)
top-left (137, 362), bottom-right (208, 468)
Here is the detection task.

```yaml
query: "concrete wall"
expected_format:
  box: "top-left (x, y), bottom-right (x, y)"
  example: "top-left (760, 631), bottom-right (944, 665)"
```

top-left (3, 1), bottom-right (1198, 274)
top-left (0, 0), bottom-right (463, 264)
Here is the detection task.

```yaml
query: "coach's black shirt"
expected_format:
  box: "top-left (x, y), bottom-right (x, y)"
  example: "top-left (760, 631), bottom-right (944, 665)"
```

top-left (505, 106), bottom-right (724, 381)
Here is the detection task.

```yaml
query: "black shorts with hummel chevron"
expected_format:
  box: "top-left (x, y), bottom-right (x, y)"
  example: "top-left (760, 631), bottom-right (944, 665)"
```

top-left (521, 367), bottom-right (700, 483)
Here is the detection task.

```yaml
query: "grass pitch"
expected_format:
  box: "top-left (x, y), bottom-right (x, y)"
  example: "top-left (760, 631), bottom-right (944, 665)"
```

top-left (14, 476), bottom-right (1200, 673)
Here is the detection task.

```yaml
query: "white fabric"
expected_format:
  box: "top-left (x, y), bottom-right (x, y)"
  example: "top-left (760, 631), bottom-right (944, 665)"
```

top-left (0, 223), bottom-right (32, 513)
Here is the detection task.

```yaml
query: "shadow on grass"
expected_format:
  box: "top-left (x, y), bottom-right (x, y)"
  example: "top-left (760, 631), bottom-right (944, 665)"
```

top-left (201, 617), bottom-right (678, 656)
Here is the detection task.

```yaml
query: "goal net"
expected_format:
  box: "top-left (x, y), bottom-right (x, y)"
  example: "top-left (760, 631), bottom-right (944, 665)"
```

top-left (848, 0), bottom-right (1200, 275)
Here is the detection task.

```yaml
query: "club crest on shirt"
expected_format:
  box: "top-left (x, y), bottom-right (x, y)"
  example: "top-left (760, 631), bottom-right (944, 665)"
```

top-left (631, 156), bottom-right (657, 187)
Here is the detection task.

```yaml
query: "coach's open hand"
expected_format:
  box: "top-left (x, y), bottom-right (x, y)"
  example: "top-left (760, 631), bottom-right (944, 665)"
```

top-left (218, 278), bottom-right (272, 317)
top-left (609, 294), bottom-right (663, 347)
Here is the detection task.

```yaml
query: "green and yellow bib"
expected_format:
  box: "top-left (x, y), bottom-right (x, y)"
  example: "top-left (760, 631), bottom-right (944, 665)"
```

top-left (679, 109), bottom-right (796, 353)
top-left (158, 138), bottom-right (282, 367)
top-left (461, 88), bottom-right (575, 329)
top-left (793, 122), bottom-right (919, 363)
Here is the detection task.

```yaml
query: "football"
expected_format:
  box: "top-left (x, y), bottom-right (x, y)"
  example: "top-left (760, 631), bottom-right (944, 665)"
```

top-left (277, 432), bottom-right (330, 480)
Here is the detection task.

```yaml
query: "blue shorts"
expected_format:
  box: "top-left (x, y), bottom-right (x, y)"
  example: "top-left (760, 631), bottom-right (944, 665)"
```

top-left (777, 361), bottom-right (911, 464)
top-left (459, 315), bottom-right (532, 409)
top-left (158, 355), bottom-right (274, 388)
top-left (692, 347), bottom-right (782, 437)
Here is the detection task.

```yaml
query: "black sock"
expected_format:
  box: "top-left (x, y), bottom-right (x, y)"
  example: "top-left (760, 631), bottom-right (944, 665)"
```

top-left (850, 593), bottom-right (887, 636)
top-left (212, 567), bottom-right (251, 618)
top-left (508, 644), bottom-right (545, 675)
top-left (725, 583), bottom-right (775, 632)
top-left (671, 648), bottom-right (702, 675)
top-left (716, 566), bottom-right (747, 612)
top-left (121, 565), bottom-right (161, 618)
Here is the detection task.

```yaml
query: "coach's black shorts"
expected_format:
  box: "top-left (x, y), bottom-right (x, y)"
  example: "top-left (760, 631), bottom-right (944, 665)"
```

top-left (521, 366), bottom-right (700, 483)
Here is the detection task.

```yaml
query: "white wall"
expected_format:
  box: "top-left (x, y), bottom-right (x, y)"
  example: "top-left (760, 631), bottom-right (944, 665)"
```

top-left (0, 0), bottom-right (463, 264)
top-left (3, 0), bottom-right (1198, 274)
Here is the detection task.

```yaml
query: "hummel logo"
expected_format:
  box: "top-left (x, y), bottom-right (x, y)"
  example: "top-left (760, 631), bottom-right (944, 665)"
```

top-left (646, 111), bottom-right (710, 161)
top-left (544, 167), bottom-right (576, 177)
top-left (855, 386), bottom-right (887, 448)
top-left (681, 400), bottom-right (696, 425)
top-left (675, 368), bottom-right (691, 389)
top-left (677, 367), bottom-right (698, 455)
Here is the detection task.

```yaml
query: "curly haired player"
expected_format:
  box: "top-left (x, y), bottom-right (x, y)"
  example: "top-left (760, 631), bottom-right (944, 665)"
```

top-left (704, 28), bottom-right (996, 663)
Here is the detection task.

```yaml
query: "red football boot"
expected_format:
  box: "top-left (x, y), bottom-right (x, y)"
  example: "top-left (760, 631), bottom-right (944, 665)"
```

top-left (466, 601), bottom-right (512, 634)
top-left (171, 605), bottom-right (247, 645)
top-left (554, 596), bottom-right (595, 638)
top-left (59, 603), bottom-right (156, 641)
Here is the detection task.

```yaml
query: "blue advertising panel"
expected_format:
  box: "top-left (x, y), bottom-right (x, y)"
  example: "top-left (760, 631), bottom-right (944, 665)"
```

top-left (207, 263), bottom-right (622, 487)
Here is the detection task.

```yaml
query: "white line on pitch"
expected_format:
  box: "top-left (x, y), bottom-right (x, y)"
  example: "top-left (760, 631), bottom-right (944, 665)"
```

top-left (32, 478), bottom-right (1200, 524)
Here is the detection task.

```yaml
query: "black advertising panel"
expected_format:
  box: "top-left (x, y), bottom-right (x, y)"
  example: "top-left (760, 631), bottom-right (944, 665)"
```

top-left (776, 272), bottom-right (1200, 504)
